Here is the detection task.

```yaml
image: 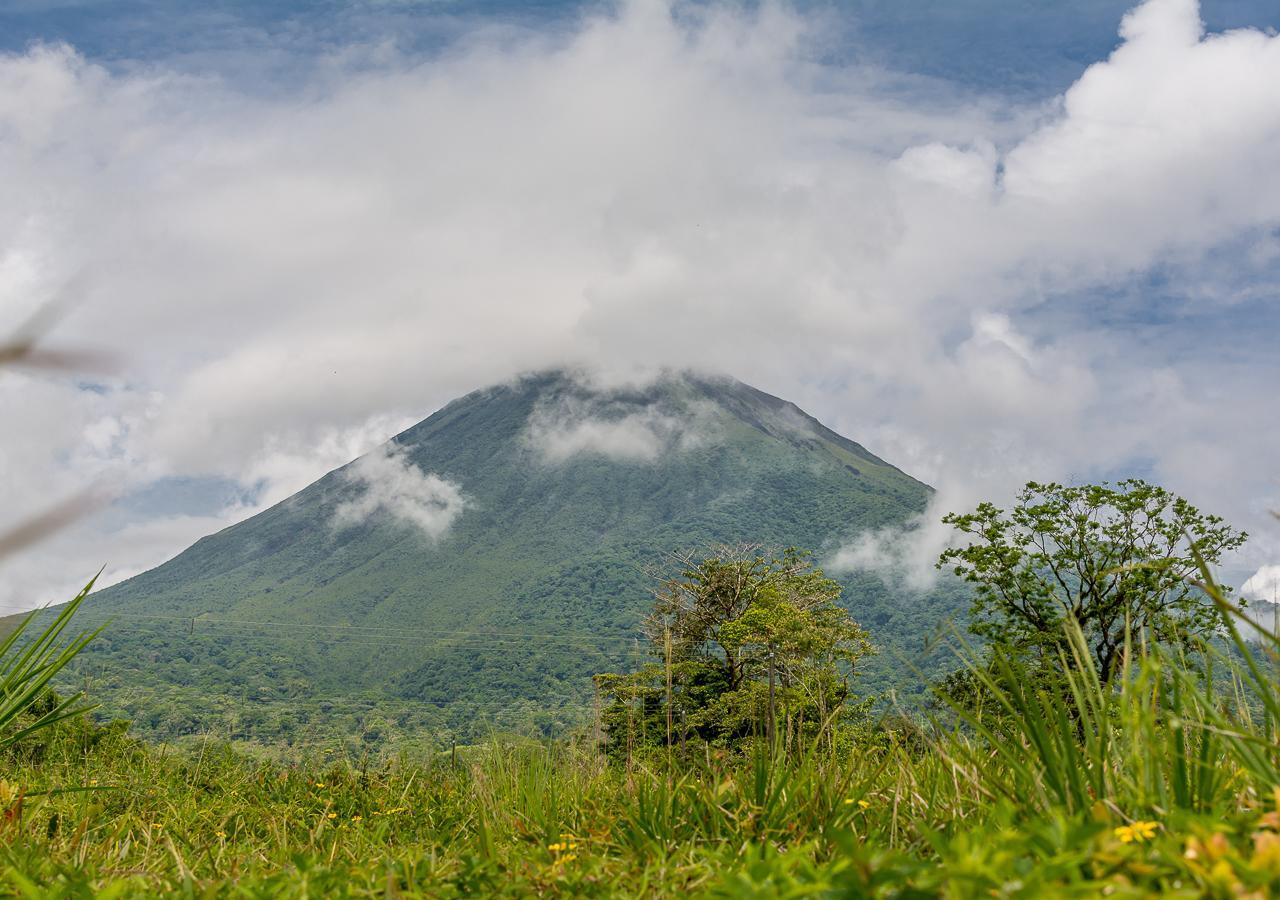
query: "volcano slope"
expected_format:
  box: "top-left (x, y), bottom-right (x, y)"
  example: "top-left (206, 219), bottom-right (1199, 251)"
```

top-left (66, 371), bottom-right (967, 751)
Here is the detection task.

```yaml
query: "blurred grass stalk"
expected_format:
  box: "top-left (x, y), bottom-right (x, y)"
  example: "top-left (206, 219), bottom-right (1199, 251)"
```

top-left (0, 312), bottom-right (109, 746)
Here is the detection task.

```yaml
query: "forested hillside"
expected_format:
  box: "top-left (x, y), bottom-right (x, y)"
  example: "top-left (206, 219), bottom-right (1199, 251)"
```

top-left (60, 371), bottom-right (967, 751)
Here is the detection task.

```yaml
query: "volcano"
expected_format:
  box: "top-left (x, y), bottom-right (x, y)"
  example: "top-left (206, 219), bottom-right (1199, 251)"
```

top-left (73, 371), bottom-right (965, 748)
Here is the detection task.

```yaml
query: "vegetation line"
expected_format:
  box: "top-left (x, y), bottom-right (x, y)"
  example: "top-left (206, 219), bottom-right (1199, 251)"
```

top-left (61, 610), bottom-right (640, 645)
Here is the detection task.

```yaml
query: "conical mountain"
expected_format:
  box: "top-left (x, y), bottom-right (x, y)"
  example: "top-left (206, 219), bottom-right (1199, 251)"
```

top-left (74, 370), bottom-right (965, 749)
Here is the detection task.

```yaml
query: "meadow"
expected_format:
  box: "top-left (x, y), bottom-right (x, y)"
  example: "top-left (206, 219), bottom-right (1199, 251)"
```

top-left (4, 566), bottom-right (1280, 897)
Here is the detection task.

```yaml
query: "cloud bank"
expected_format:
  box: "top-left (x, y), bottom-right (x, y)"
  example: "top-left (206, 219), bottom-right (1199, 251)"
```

top-left (0, 0), bottom-right (1278, 608)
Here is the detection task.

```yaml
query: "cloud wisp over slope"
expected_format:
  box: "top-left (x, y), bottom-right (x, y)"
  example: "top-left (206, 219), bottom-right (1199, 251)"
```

top-left (0, 0), bottom-right (1278, 609)
top-left (333, 443), bottom-right (468, 543)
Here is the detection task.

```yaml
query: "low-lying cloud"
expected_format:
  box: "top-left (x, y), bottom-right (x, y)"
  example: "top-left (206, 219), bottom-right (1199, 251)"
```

top-left (333, 444), bottom-right (466, 542)
top-left (524, 390), bottom-right (717, 464)
top-left (1243, 565), bottom-right (1280, 605)
top-left (826, 484), bottom-right (981, 593)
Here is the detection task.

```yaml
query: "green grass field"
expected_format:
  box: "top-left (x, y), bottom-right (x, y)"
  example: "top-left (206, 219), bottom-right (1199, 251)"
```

top-left (6, 583), bottom-right (1280, 898)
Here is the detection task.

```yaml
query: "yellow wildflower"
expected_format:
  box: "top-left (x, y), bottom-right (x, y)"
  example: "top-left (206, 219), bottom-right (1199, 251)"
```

top-left (326, 812), bottom-right (337, 820)
top-left (215, 830), bottom-right (226, 838)
top-left (549, 842), bottom-right (567, 852)
top-left (1114, 820), bottom-right (1159, 843)
top-left (558, 852), bottom-right (578, 865)
top-left (314, 782), bottom-right (326, 788)
top-left (352, 815), bottom-right (363, 822)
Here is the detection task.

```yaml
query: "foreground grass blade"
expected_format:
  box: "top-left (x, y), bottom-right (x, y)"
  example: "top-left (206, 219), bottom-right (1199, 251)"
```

top-left (0, 576), bottom-right (104, 747)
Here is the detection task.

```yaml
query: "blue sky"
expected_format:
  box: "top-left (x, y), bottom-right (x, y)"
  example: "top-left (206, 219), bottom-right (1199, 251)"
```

top-left (1, 0), bottom-right (1278, 609)
top-left (3, 0), bottom-right (1276, 96)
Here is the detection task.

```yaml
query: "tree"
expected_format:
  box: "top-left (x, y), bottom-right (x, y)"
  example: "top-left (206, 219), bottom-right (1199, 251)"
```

top-left (937, 480), bottom-right (1246, 682)
top-left (594, 545), bottom-right (874, 758)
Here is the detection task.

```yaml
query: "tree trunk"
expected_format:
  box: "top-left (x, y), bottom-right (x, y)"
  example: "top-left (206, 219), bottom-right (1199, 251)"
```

top-left (767, 650), bottom-right (776, 751)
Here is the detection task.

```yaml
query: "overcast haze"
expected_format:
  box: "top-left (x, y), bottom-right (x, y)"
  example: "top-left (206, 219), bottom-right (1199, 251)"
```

top-left (1, 0), bottom-right (1278, 612)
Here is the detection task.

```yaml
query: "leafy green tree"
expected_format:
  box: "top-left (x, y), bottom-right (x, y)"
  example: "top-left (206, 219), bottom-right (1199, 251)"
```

top-left (594, 545), bottom-right (874, 757)
top-left (937, 480), bottom-right (1246, 682)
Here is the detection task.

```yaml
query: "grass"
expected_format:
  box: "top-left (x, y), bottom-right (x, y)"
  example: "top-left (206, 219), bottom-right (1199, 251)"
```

top-left (6, 574), bottom-right (1280, 897)
top-left (0, 552), bottom-right (1276, 896)
top-left (0, 577), bottom-right (102, 751)
top-left (2, 718), bottom-right (1276, 897)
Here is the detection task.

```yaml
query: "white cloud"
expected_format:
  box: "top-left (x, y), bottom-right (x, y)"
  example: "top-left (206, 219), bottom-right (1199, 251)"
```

top-left (1001, 0), bottom-right (1280, 254)
top-left (333, 443), bottom-right (466, 541)
top-left (1243, 565), bottom-right (1280, 604)
top-left (244, 412), bottom-right (419, 507)
top-left (895, 141), bottom-right (997, 196)
top-left (523, 381), bottom-right (718, 464)
top-left (827, 483), bottom-right (987, 593)
top-left (0, 0), bottom-right (1278, 607)
top-left (527, 407), bottom-right (677, 463)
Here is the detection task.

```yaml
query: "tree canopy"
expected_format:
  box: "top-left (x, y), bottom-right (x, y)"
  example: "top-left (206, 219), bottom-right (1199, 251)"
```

top-left (594, 545), bottom-right (873, 757)
top-left (937, 479), bottom-right (1246, 681)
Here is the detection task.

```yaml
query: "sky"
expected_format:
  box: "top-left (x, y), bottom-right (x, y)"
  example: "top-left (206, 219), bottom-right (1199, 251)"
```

top-left (0, 0), bottom-right (1278, 612)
